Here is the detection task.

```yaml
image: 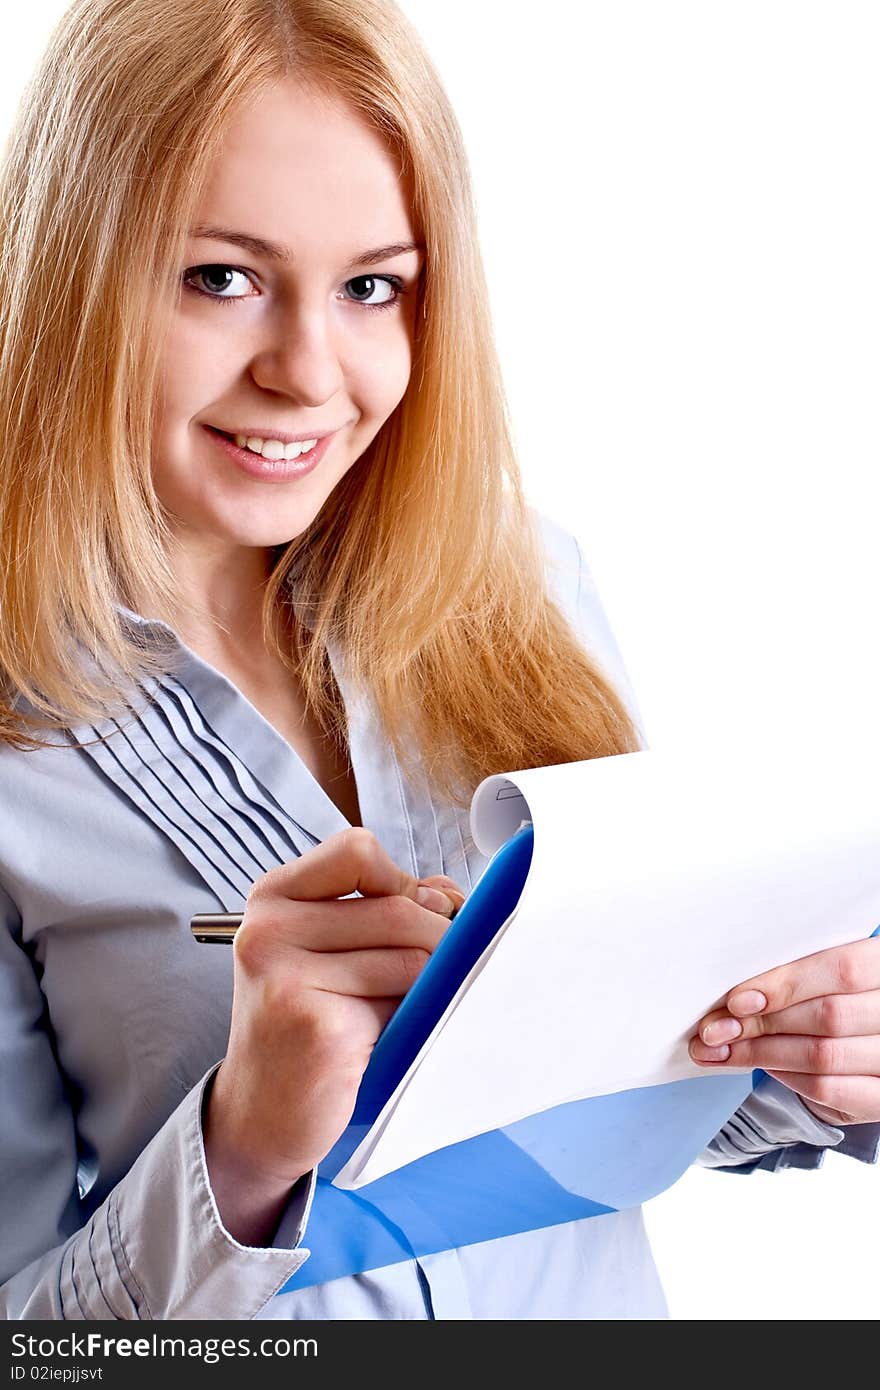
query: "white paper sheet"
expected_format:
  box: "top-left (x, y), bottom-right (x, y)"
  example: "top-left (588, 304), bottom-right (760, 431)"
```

top-left (334, 740), bottom-right (880, 1189)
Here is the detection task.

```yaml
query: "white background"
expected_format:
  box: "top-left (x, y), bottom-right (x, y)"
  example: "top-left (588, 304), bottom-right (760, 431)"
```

top-left (5, 3), bottom-right (878, 1318)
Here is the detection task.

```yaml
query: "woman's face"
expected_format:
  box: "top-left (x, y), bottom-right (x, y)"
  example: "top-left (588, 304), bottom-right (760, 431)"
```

top-left (152, 78), bottom-right (424, 556)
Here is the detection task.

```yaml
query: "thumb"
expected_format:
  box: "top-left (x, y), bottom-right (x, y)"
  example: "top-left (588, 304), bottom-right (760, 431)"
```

top-left (416, 873), bottom-right (466, 918)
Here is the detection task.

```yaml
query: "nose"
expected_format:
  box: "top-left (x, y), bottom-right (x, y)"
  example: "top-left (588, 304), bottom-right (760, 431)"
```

top-left (249, 299), bottom-right (345, 407)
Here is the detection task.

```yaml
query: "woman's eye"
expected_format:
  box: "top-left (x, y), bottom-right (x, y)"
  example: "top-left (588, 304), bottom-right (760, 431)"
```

top-left (183, 264), bottom-right (406, 313)
top-left (184, 264), bottom-right (253, 300)
top-left (342, 275), bottom-right (403, 311)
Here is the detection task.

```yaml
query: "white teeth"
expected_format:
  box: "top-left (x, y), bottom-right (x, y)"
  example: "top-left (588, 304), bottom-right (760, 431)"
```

top-left (233, 434), bottom-right (319, 460)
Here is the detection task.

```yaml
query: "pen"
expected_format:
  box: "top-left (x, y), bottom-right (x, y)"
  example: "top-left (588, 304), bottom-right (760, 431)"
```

top-left (190, 912), bottom-right (244, 944)
top-left (191, 901), bottom-right (460, 945)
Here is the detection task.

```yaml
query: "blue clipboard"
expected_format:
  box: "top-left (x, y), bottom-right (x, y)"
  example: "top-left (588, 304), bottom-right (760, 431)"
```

top-left (278, 823), bottom-right (773, 1293)
top-left (351, 822), bottom-right (535, 1125)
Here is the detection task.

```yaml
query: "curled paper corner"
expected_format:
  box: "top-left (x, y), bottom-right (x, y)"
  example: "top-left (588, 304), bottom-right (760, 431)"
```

top-left (470, 772), bottom-right (533, 858)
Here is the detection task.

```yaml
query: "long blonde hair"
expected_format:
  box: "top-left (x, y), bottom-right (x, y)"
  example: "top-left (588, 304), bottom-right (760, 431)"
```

top-left (0, 0), bottom-right (641, 807)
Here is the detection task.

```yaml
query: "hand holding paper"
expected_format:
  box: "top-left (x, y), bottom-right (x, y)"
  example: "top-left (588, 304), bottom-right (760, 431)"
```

top-left (277, 739), bottom-right (880, 1293)
top-left (691, 936), bottom-right (880, 1125)
top-left (336, 740), bottom-right (880, 1189)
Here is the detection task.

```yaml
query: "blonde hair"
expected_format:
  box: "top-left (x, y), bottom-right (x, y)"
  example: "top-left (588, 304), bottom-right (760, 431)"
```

top-left (0, 0), bottom-right (641, 808)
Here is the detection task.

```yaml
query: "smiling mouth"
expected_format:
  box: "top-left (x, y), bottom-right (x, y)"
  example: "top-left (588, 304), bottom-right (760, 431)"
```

top-left (203, 423), bottom-right (335, 479)
top-left (206, 424), bottom-right (324, 460)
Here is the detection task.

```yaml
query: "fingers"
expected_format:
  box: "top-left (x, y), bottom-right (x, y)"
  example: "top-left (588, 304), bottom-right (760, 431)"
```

top-left (252, 826), bottom-right (453, 914)
top-left (368, 997), bottom-right (402, 1033)
top-left (310, 946), bottom-right (434, 998)
top-left (763, 1071), bottom-right (880, 1123)
top-left (699, 989), bottom-right (880, 1045)
top-left (239, 892), bottom-right (452, 957)
top-left (417, 874), bottom-right (467, 916)
top-left (690, 1030), bottom-right (880, 1074)
top-left (723, 935), bottom-right (880, 1018)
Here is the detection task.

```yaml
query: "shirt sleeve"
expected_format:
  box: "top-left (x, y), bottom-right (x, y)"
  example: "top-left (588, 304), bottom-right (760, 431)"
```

top-left (0, 878), bottom-right (316, 1320)
top-left (696, 1071), bottom-right (880, 1174)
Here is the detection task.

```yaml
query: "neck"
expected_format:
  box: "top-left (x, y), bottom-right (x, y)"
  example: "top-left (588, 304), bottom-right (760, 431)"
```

top-left (133, 538), bottom-right (289, 664)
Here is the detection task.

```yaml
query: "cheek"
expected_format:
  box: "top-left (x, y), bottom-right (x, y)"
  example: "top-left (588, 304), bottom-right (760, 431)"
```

top-left (155, 314), bottom-right (230, 426)
top-left (352, 324), bottom-right (414, 417)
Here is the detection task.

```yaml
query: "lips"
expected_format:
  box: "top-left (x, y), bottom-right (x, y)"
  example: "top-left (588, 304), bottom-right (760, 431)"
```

top-left (207, 425), bottom-right (331, 446)
top-left (209, 423), bottom-right (305, 451)
top-left (207, 424), bottom-right (318, 459)
top-left (203, 422), bottom-right (332, 482)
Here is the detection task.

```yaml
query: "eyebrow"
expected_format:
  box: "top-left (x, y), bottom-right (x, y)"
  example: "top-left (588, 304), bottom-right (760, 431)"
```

top-left (190, 225), bottom-right (424, 271)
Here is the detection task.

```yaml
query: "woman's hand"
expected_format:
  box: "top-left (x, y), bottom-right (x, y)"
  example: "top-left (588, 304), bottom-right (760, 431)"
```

top-left (202, 827), bottom-right (465, 1243)
top-left (689, 936), bottom-right (880, 1126)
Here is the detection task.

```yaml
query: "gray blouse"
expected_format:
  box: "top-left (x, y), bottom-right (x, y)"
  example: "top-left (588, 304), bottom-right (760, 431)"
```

top-left (1, 509), bottom-right (876, 1321)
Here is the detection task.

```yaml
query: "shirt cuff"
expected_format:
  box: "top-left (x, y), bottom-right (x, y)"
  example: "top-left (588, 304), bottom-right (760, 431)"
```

top-left (696, 1072), bottom-right (880, 1174)
top-left (270, 1168), bottom-right (318, 1248)
top-left (78, 1062), bottom-right (314, 1318)
top-left (198, 1062), bottom-right (317, 1253)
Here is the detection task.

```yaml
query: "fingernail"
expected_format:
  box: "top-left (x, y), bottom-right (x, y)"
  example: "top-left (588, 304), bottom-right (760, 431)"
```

top-left (702, 1018), bottom-right (743, 1045)
top-left (728, 989), bottom-right (767, 1016)
top-left (693, 1043), bottom-right (730, 1062)
top-left (416, 886), bottom-right (455, 916)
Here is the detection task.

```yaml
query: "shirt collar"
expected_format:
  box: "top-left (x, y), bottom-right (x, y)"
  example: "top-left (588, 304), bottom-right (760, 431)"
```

top-left (113, 585), bottom-right (317, 639)
top-left (114, 601), bottom-right (176, 632)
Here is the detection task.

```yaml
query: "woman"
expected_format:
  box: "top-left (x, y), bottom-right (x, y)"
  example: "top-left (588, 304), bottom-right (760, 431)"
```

top-left (1, 0), bottom-right (877, 1320)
